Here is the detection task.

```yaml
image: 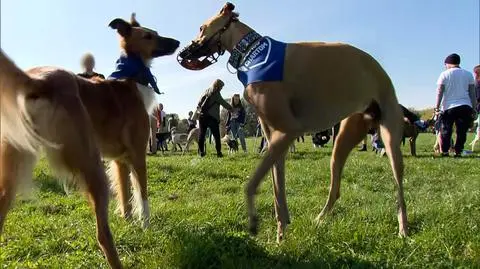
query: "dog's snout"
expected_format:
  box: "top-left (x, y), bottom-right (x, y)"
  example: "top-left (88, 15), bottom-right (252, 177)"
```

top-left (173, 39), bottom-right (180, 48)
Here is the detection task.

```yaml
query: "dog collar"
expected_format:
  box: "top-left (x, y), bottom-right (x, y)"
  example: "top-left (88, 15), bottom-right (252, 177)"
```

top-left (228, 31), bottom-right (262, 69)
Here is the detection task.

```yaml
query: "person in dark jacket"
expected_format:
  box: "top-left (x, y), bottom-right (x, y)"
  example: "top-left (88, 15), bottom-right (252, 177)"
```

top-left (197, 79), bottom-right (232, 157)
top-left (226, 94), bottom-right (247, 152)
top-left (187, 111), bottom-right (197, 133)
top-left (77, 53), bottom-right (105, 79)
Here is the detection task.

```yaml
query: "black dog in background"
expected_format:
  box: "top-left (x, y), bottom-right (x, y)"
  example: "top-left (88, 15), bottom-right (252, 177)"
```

top-left (312, 130), bottom-right (331, 147)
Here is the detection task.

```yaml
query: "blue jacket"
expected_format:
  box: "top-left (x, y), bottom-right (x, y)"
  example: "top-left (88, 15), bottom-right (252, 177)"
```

top-left (226, 105), bottom-right (246, 127)
top-left (108, 53), bottom-right (160, 94)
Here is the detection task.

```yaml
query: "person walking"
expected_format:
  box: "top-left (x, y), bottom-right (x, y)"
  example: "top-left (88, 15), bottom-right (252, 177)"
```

top-left (435, 53), bottom-right (476, 157)
top-left (197, 79), bottom-right (232, 157)
top-left (226, 94), bottom-right (247, 152)
top-left (77, 53), bottom-right (105, 79)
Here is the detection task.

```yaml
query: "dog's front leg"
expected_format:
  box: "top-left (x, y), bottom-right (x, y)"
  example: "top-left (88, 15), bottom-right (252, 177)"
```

top-left (272, 152), bottom-right (290, 243)
top-left (246, 130), bottom-right (294, 236)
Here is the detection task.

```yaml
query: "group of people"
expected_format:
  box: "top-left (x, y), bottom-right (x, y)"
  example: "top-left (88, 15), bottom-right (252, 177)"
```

top-left (188, 79), bottom-right (247, 157)
top-left (146, 78), bottom-right (248, 157)
top-left (358, 53), bottom-right (479, 157)
top-left (77, 52), bottom-right (480, 158)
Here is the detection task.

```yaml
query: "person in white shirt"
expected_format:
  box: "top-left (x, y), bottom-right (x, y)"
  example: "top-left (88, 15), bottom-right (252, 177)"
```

top-left (435, 53), bottom-right (476, 157)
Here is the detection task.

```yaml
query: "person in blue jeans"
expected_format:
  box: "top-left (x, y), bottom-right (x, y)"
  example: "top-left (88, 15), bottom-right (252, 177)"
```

top-left (226, 94), bottom-right (247, 152)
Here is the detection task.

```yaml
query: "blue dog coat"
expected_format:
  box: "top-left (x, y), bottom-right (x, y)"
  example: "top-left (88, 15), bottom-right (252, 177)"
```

top-left (108, 54), bottom-right (160, 94)
top-left (237, 37), bottom-right (287, 87)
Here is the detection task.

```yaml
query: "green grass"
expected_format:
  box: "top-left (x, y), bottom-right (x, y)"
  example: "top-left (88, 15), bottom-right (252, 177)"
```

top-left (2, 134), bottom-right (480, 268)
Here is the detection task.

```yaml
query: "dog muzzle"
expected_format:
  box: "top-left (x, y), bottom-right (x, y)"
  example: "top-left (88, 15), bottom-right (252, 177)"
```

top-left (177, 41), bottom-right (224, 71)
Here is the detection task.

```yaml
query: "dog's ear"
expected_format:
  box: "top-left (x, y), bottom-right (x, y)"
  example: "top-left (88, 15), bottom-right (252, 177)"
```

top-left (219, 2), bottom-right (235, 15)
top-left (130, 13), bottom-right (140, 27)
top-left (108, 18), bottom-right (132, 37)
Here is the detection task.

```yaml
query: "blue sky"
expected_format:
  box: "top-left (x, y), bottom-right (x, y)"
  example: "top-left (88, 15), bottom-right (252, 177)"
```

top-left (1, 0), bottom-right (479, 118)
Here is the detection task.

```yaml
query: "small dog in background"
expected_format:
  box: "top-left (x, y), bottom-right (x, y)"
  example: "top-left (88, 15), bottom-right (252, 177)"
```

top-left (170, 127), bottom-right (189, 151)
top-left (312, 130), bottom-right (331, 148)
top-left (222, 134), bottom-right (239, 154)
top-left (156, 132), bottom-right (171, 152)
top-left (184, 127), bottom-right (200, 153)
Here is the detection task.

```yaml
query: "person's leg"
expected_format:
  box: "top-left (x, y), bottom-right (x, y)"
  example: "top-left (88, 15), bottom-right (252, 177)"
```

top-left (259, 137), bottom-right (265, 152)
top-left (238, 125), bottom-right (247, 152)
top-left (149, 116), bottom-right (157, 154)
top-left (208, 117), bottom-right (222, 156)
top-left (230, 121), bottom-right (239, 139)
top-left (440, 109), bottom-right (454, 154)
top-left (207, 128), bottom-right (212, 144)
top-left (453, 105), bottom-right (473, 155)
top-left (198, 117), bottom-right (208, 156)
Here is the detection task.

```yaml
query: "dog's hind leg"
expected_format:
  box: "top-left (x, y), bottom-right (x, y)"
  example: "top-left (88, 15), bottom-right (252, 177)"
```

top-left (0, 143), bottom-right (37, 232)
top-left (46, 133), bottom-right (121, 268)
top-left (378, 98), bottom-right (408, 237)
top-left (409, 132), bottom-right (418, 156)
top-left (316, 113), bottom-right (369, 223)
top-left (107, 160), bottom-right (132, 220)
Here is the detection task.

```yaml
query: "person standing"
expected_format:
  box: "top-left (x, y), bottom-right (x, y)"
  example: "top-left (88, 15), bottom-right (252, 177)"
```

top-left (435, 53), bottom-right (476, 157)
top-left (148, 108), bottom-right (159, 155)
top-left (77, 53), bottom-right (105, 79)
top-left (226, 94), bottom-right (247, 152)
top-left (187, 111), bottom-right (197, 133)
top-left (156, 103), bottom-right (169, 151)
top-left (197, 79), bottom-right (232, 157)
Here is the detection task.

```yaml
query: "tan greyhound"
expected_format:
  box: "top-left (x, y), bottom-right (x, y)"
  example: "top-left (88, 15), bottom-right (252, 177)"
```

top-left (177, 3), bottom-right (408, 242)
top-left (0, 14), bottom-right (179, 268)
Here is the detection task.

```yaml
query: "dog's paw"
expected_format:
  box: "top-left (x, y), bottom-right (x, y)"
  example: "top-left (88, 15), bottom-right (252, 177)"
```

top-left (314, 212), bottom-right (328, 226)
top-left (141, 218), bottom-right (150, 229)
top-left (398, 227), bottom-right (408, 238)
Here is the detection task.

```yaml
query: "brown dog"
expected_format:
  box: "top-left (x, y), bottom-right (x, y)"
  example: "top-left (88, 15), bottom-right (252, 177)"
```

top-left (0, 14), bottom-right (179, 268)
top-left (178, 3), bottom-right (407, 242)
top-left (402, 119), bottom-right (419, 156)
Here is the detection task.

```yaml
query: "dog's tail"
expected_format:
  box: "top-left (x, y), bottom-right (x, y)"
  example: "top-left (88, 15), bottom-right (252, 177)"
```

top-left (0, 49), bottom-right (56, 153)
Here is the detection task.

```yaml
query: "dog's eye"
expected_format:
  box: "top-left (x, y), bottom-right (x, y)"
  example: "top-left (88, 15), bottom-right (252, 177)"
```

top-left (144, 33), bottom-right (153, 40)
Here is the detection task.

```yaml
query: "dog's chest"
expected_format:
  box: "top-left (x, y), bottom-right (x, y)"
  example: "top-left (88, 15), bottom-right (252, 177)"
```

top-left (136, 83), bottom-right (156, 114)
top-left (237, 37), bottom-right (287, 87)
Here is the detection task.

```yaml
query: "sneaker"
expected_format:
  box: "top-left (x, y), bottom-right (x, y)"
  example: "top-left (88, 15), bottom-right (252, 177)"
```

top-left (440, 152), bottom-right (449, 157)
top-left (453, 152), bottom-right (462, 158)
top-left (199, 151), bottom-right (206, 157)
top-left (217, 152), bottom-right (223, 158)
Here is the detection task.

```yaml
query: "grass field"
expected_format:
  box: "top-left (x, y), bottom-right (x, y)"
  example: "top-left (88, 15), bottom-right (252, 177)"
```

top-left (1, 133), bottom-right (480, 268)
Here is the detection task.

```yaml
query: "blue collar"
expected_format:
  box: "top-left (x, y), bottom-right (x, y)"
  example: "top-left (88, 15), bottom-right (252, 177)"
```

top-left (228, 31), bottom-right (263, 69)
top-left (108, 53), bottom-right (160, 94)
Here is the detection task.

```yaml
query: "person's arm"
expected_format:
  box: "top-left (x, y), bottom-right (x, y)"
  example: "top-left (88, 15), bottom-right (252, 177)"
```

top-left (217, 94), bottom-right (233, 111)
top-left (435, 84), bottom-right (445, 112)
top-left (435, 72), bottom-right (446, 113)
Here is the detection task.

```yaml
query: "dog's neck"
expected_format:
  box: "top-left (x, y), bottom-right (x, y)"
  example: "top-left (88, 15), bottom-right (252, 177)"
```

top-left (226, 30), bottom-right (263, 69)
top-left (221, 21), bottom-right (258, 65)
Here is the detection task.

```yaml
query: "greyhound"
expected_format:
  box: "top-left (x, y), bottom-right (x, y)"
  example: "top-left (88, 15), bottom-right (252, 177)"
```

top-left (177, 2), bottom-right (407, 242)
